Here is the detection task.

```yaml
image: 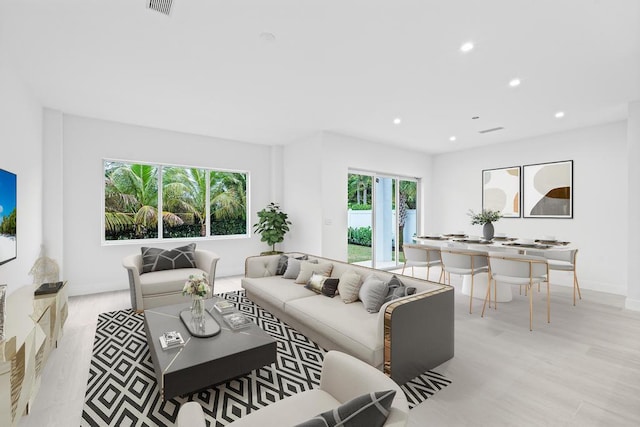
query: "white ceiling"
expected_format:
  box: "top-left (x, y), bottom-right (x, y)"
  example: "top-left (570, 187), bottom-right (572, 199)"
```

top-left (1, 0), bottom-right (639, 153)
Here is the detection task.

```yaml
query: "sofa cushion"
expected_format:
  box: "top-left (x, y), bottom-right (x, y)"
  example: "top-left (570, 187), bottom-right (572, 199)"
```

top-left (284, 258), bottom-right (317, 279)
top-left (296, 261), bottom-right (334, 284)
top-left (242, 276), bottom-right (318, 312)
top-left (296, 390), bottom-right (395, 427)
top-left (359, 275), bottom-right (389, 313)
top-left (337, 270), bottom-right (363, 303)
top-left (285, 295), bottom-right (382, 366)
top-left (139, 267), bottom-right (205, 296)
top-left (141, 243), bottom-right (197, 273)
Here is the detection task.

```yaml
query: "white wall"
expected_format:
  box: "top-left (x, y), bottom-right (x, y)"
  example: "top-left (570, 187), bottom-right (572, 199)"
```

top-left (283, 131), bottom-right (431, 261)
top-left (431, 121), bottom-right (628, 295)
top-left (0, 62), bottom-right (43, 294)
top-left (46, 114), bottom-right (276, 296)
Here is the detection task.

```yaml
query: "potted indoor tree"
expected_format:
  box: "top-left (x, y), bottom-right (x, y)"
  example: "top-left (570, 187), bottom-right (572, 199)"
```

top-left (468, 209), bottom-right (502, 240)
top-left (253, 202), bottom-right (292, 255)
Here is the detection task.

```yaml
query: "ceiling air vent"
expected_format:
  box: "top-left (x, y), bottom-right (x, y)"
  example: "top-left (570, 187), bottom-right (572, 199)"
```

top-left (478, 127), bottom-right (504, 134)
top-left (148, 0), bottom-right (173, 16)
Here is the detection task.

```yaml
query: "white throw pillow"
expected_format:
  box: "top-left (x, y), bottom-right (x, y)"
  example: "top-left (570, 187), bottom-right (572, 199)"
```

top-left (338, 270), bottom-right (363, 303)
top-left (295, 261), bottom-right (333, 284)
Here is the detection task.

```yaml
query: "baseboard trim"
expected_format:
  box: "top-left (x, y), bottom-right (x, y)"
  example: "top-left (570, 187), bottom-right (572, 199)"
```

top-left (625, 297), bottom-right (640, 312)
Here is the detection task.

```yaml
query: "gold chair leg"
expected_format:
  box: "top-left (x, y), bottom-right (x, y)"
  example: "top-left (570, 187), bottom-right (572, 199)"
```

top-left (494, 279), bottom-right (498, 310)
top-left (402, 262), bottom-right (407, 275)
top-left (469, 274), bottom-right (474, 314)
top-left (547, 281), bottom-right (551, 323)
top-left (529, 284), bottom-right (533, 331)
top-left (427, 266), bottom-right (431, 281)
top-left (482, 279), bottom-right (491, 317)
top-left (439, 269), bottom-right (444, 284)
top-left (574, 271), bottom-right (582, 305)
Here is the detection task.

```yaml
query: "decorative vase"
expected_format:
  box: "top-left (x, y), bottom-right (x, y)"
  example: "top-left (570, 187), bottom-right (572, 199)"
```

top-left (191, 296), bottom-right (206, 322)
top-left (483, 222), bottom-right (495, 240)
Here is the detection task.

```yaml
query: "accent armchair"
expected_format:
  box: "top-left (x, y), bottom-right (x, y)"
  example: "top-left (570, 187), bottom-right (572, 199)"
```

top-left (122, 249), bottom-right (219, 311)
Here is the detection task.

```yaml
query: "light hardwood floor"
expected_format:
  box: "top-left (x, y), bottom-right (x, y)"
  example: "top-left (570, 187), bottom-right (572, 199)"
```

top-left (18, 273), bottom-right (640, 427)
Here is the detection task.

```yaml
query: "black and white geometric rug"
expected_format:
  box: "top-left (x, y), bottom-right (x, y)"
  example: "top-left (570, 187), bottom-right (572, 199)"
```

top-left (81, 291), bottom-right (450, 426)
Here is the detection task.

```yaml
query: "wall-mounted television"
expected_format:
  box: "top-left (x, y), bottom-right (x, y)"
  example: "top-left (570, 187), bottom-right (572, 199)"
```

top-left (0, 168), bottom-right (17, 266)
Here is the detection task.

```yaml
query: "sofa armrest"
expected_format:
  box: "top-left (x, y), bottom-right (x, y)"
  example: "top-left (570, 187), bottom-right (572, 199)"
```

top-left (244, 254), bottom-right (282, 278)
top-left (381, 286), bottom-right (454, 384)
top-left (122, 254), bottom-right (144, 311)
top-left (320, 351), bottom-right (408, 426)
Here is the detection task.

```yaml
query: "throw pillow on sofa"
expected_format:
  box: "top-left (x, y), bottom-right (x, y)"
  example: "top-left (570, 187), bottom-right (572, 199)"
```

top-left (383, 275), bottom-right (417, 304)
top-left (295, 261), bottom-right (334, 284)
top-left (141, 243), bottom-right (197, 273)
top-left (276, 254), bottom-right (308, 275)
top-left (321, 278), bottom-right (339, 297)
top-left (337, 270), bottom-right (363, 303)
top-left (359, 274), bottom-right (389, 313)
top-left (283, 258), bottom-right (317, 279)
top-left (305, 273), bottom-right (327, 293)
top-left (294, 390), bottom-right (396, 427)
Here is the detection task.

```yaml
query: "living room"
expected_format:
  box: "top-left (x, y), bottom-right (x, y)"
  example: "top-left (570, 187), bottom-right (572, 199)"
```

top-left (1, 1), bottom-right (639, 426)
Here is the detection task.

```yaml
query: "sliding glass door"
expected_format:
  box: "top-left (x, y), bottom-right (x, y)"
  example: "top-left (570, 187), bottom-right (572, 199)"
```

top-left (347, 171), bottom-right (418, 269)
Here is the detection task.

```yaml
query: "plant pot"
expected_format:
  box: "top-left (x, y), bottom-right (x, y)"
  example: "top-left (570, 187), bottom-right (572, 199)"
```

top-left (483, 223), bottom-right (495, 240)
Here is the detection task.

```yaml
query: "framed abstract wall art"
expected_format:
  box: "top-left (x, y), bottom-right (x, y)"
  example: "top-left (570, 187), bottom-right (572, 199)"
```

top-left (523, 160), bottom-right (573, 218)
top-left (482, 166), bottom-right (521, 218)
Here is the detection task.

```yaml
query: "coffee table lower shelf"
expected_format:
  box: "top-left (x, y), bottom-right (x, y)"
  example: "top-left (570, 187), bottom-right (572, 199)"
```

top-left (144, 299), bottom-right (277, 400)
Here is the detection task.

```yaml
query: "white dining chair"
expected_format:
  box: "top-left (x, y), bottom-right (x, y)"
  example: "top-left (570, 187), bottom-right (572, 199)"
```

top-left (544, 249), bottom-right (581, 305)
top-left (483, 252), bottom-right (549, 331)
top-left (401, 244), bottom-right (443, 283)
top-left (440, 248), bottom-right (489, 314)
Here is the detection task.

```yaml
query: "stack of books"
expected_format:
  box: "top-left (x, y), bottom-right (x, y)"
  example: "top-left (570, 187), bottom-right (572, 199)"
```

top-left (159, 331), bottom-right (185, 350)
top-left (213, 299), bottom-right (235, 314)
top-left (223, 312), bottom-right (252, 330)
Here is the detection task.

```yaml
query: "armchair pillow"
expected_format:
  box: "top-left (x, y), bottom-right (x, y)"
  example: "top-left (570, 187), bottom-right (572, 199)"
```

top-left (294, 390), bottom-right (396, 427)
top-left (141, 243), bottom-right (197, 273)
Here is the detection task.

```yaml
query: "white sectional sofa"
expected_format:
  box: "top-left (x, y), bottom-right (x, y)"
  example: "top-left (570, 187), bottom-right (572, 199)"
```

top-left (242, 253), bottom-right (454, 384)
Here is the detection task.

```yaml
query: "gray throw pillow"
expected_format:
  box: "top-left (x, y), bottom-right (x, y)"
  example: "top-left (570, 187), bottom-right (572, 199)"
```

top-left (276, 254), bottom-right (308, 275)
top-left (283, 258), bottom-right (317, 279)
top-left (294, 390), bottom-right (396, 427)
top-left (359, 274), bottom-right (389, 313)
top-left (383, 275), bottom-right (416, 304)
top-left (321, 278), bottom-right (339, 298)
top-left (141, 243), bottom-right (197, 273)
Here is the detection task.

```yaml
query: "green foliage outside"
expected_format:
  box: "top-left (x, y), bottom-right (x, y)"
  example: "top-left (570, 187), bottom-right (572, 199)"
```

top-left (0, 208), bottom-right (16, 235)
top-left (348, 226), bottom-right (372, 246)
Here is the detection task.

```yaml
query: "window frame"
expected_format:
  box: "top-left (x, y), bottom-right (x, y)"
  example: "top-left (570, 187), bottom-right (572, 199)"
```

top-left (102, 158), bottom-right (251, 245)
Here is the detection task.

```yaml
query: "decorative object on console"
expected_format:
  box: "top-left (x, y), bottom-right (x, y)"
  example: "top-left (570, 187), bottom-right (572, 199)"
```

top-left (253, 202), bottom-right (291, 254)
top-left (0, 168), bottom-right (17, 266)
top-left (523, 160), bottom-right (573, 218)
top-left (183, 273), bottom-right (210, 322)
top-left (468, 209), bottom-right (502, 240)
top-left (34, 281), bottom-right (66, 296)
top-left (482, 166), bottom-right (521, 218)
top-left (29, 245), bottom-right (60, 284)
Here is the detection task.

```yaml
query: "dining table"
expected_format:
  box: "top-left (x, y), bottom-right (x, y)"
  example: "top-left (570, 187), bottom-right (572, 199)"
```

top-left (413, 234), bottom-right (573, 302)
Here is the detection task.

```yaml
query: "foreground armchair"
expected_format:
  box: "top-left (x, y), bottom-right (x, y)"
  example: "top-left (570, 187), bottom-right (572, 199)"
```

top-left (177, 350), bottom-right (409, 427)
top-left (122, 246), bottom-right (219, 311)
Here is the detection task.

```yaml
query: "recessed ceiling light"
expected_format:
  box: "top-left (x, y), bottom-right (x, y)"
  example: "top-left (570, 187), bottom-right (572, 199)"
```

top-left (460, 42), bottom-right (474, 53)
top-left (449, 136), bottom-right (457, 142)
top-left (509, 78), bottom-right (521, 87)
top-left (393, 117), bottom-right (402, 125)
top-left (555, 111), bottom-right (565, 118)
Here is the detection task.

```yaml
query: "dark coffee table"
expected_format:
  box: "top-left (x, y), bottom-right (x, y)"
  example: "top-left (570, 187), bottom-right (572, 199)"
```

top-left (144, 297), bottom-right (277, 400)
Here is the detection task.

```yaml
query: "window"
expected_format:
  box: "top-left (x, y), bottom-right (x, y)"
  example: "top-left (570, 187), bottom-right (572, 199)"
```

top-left (103, 160), bottom-right (249, 242)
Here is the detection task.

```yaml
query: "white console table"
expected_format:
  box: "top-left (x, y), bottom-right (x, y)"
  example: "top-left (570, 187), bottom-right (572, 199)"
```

top-left (0, 283), bottom-right (68, 427)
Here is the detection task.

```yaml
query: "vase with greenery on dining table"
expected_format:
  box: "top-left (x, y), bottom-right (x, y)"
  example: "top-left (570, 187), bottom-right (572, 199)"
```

top-left (468, 209), bottom-right (502, 240)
